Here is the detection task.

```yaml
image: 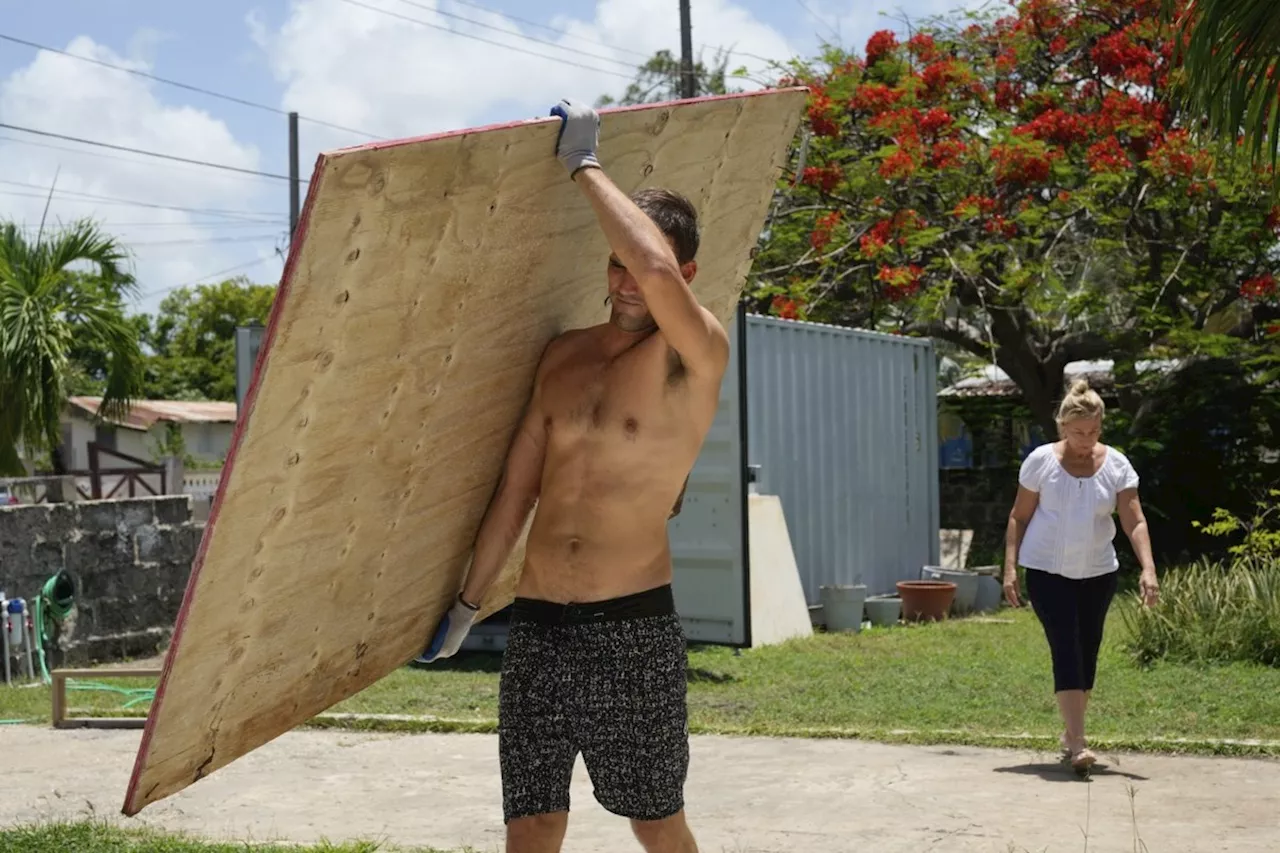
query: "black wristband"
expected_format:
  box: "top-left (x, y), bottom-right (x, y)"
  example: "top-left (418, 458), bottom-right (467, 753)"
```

top-left (458, 593), bottom-right (480, 611)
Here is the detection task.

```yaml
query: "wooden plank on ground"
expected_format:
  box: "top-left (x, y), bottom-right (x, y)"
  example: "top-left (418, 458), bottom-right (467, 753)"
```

top-left (122, 89), bottom-right (807, 816)
top-left (52, 668), bottom-right (161, 729)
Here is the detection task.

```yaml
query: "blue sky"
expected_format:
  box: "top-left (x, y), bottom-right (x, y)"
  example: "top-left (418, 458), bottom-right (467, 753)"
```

top-left (0, 0), bottom-right (969, 316)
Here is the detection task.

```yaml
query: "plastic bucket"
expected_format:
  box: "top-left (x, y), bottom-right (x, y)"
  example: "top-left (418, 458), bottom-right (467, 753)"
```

top-left (819, 584), bottom-right (867, 633)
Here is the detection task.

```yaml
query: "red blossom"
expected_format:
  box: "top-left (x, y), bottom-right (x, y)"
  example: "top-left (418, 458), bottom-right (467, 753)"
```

top-left (869, 107), bottom-right (923, 140)
top-left (771, 295), bottom-right (801, 320)
top-left (877, 264), bottom-right (924, 301)
top-left (907, 33), bottom-right (939, 62)
top-left (879, 146), bottom-right (920, 180)
top-left (1014, 108), bottom-right (1093, 146)
top-left (1049, 35), bottom-right (1069, 55)
top-left (866, 30), bottom-right (899, 65)
top-left (952, 195), bottom-right (998, 217)
top-left (921, 60), bottom-right (961, 95)
top-left (1240, 273), bottom-right (1278, 301)
top-left (810, 210), bottom-right (844, 251)
top-left (1148, 131), bottom-right (1212, 178)
top-left (802, 165), bottom-right (844, 192)
top-left (1267, 323), bottom-right (1280, 336)
top-left (1266, 206), bottom-right (1280, 234)
top-left (807, 91), bottom-right (841, 137)
top-left (1092, 29), bottom-right (1159, 86)
top-left (995, 80), bottom-right (1024, 110)
top-left (992, 142), bottom-right (1059, 185)
top-left (851, 83), bottom-right (904, 115)
top-left (931, 138), bottom-right (968, 168)
top-left (1087, 136), bottom-right (1130, 172)
top-left (985, 215), bottom-right (1018, 238)
top-left (920, 108), bottom-right (955, 137)
top-left (996, 49), bottom-right (1018, 74)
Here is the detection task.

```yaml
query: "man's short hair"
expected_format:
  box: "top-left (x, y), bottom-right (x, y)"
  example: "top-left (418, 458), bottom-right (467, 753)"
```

top-left (632, 188), bottom-right (700, 264)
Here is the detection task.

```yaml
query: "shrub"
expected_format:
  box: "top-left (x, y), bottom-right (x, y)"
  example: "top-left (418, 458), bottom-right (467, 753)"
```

top-left (1121, 556), bottom-right (1280, 667)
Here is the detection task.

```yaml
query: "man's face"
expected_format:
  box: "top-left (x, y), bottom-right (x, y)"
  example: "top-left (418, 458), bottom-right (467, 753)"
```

top-left (606, 238), bottom-right (697, 333)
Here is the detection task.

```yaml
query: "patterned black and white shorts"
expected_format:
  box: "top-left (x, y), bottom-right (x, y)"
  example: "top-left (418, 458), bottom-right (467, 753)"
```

top-left (497, 583), bottom-right (689, 824)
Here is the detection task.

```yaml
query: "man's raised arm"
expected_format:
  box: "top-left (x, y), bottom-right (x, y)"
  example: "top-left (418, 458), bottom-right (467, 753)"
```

top-left (551, 98), bottom-right (730, 379)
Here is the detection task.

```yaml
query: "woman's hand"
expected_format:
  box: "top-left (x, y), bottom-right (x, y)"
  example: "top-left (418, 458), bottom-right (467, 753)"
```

top-left (1139, 569), bottom-right (1159, 608)
top-left (1003, 568), bottom-right (1021, 608)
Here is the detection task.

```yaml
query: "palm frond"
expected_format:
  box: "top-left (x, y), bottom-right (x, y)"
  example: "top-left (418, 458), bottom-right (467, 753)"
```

top-left (0, 219), bottom-right (143, 472)
top-left (1165, 0), bottom-right (1280, 179)
top-left (36, 218), bottom-right (137, 297)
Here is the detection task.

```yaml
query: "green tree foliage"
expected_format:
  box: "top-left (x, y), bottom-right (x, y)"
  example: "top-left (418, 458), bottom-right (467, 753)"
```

top-left (750, 0), bottom-right (1280, 435)
top-left (0, 219), bottom-right (144, 475)
top-left (596, 48), bottom-right (735, 107)
top-left (140, 277), bottom-right (275, 401)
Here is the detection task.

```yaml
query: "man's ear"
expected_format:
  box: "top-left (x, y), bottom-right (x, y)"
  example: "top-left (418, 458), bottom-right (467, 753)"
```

top-left (680, 260), bottom-right (698, 283)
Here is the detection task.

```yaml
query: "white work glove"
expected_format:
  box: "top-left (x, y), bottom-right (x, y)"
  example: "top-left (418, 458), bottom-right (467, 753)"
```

top-left (550, 98), bottom-right (601, 179)
top-left (415, 594), bottom-right (479, 663)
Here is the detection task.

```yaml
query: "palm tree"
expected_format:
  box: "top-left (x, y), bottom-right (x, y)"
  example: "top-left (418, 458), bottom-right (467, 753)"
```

top-left (0, 218), bottom-right (145, 476)
top-left (1165, 0), bottom-right (1280, 177)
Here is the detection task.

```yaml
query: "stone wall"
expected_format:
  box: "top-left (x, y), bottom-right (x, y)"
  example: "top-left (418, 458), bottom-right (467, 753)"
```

top-left (0, 496), bottom-right (203, 666)
top-left (939, 467), bottom-right (1018, 565)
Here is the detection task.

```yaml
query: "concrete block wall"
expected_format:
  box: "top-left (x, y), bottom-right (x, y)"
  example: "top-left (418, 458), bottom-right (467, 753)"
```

top-left (0, 496), bottom-right (203, 666)
top-left (938, 467), bottom-right (1018, 564)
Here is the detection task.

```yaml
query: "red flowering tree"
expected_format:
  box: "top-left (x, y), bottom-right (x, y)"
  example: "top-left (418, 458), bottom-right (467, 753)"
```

top-left (749, 0), bottom-right (1280, 434)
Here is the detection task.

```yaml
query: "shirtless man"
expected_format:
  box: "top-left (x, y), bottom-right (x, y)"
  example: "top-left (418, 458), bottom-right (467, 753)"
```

top-left (416, 98), bottom-right (729, 853)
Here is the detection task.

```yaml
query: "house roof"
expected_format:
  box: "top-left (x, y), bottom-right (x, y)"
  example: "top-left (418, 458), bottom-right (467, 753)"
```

top-left (68, 397), bottom-right (238, 430)
top-left (939, 359), bottom-right (1179, 399)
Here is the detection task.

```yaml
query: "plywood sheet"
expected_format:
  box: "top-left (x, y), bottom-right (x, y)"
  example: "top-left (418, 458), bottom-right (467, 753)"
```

top-left (122, 89), bottom-right (807, 816)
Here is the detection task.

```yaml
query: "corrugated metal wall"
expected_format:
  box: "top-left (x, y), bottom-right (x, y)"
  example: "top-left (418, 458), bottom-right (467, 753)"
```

top-left (745, 315), bottom-right (939, 600)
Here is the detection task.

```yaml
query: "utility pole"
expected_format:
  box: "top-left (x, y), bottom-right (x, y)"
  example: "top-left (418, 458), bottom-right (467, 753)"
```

top-left (288, 111), bottom-right (300, 241)
top-left (679, 0), bottom-right (695, 100)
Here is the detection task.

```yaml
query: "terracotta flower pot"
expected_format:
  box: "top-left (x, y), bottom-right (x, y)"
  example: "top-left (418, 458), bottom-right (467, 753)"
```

top-left (896, 580), bottom-right (957, 623)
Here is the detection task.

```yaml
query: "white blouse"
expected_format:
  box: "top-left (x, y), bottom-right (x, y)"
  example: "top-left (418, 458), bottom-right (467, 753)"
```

top-left (1017, 443), bottom-right (1139, 580)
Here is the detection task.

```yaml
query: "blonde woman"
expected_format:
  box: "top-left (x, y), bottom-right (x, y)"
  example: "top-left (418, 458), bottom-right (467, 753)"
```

top-left (1003, 379), bottom-right (1160, 772)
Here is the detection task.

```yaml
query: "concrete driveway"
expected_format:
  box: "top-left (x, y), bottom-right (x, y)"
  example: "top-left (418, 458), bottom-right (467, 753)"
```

top-left (1, 727), bottom-right (1275, 852)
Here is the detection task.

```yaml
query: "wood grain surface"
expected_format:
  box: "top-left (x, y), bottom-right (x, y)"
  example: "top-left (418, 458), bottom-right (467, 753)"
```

top-left (123, 88), bottom-right (807, 815)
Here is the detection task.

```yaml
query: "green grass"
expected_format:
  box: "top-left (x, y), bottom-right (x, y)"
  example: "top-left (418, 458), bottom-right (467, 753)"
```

top-left (7, 603), bottom-right (1280, 755)
top-left (0, 820), bottom-right (470, 852)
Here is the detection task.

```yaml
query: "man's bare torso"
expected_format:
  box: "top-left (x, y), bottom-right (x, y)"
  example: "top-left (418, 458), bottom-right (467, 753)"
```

top-left (516, 320), bottom-right (722, 603)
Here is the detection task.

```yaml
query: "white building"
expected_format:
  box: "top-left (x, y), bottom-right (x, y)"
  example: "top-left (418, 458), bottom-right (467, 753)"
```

top-left (63, 397), bottom-right (237, 468)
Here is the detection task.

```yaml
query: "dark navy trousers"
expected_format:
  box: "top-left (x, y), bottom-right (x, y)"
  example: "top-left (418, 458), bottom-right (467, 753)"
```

top-left (1025, 567), bottom-right (1119, 693)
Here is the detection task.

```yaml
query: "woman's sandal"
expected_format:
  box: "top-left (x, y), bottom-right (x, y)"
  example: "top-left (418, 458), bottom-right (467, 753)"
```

top-left (1070, 747), bottom-right (1097, 774)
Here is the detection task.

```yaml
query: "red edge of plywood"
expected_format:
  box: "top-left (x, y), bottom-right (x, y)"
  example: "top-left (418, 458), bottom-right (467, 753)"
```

top-left (119, 86), bottom-right (809, 816)
top-left (121, 151), bottom-right (330, 818)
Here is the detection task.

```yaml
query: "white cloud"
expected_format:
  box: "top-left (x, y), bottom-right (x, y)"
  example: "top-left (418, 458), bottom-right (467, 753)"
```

top-left (251, 0), bottom-right (796, 167)
top-left (0, 36), bottom-right (286, 316)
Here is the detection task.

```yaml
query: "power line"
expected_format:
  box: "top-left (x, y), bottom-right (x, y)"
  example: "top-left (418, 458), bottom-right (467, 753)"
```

top-left (14, 219), bottom-right (288, 229)
top-left (337, 0), bottom-right (635, 79)
top-left (389, 0), bottom-right (634, 69)
top-left (0, 32), bottom-right (383, 141)
top-left (136, 255), bottom-right (279, 300)
top-left (0, 122), bottom-right (302, 182)
top-left (0, 180), bottom-right (283, 221)
top-left (444, 0), bottom-right (779, 66)
top-left (0, 133), bottom-right (289, 186)
top-left (127, 234), bottom-right (283, 247)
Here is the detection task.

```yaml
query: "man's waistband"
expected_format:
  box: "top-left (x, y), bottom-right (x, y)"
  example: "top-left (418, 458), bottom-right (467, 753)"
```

top-left (511, 583), bottom-right (675, 625)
